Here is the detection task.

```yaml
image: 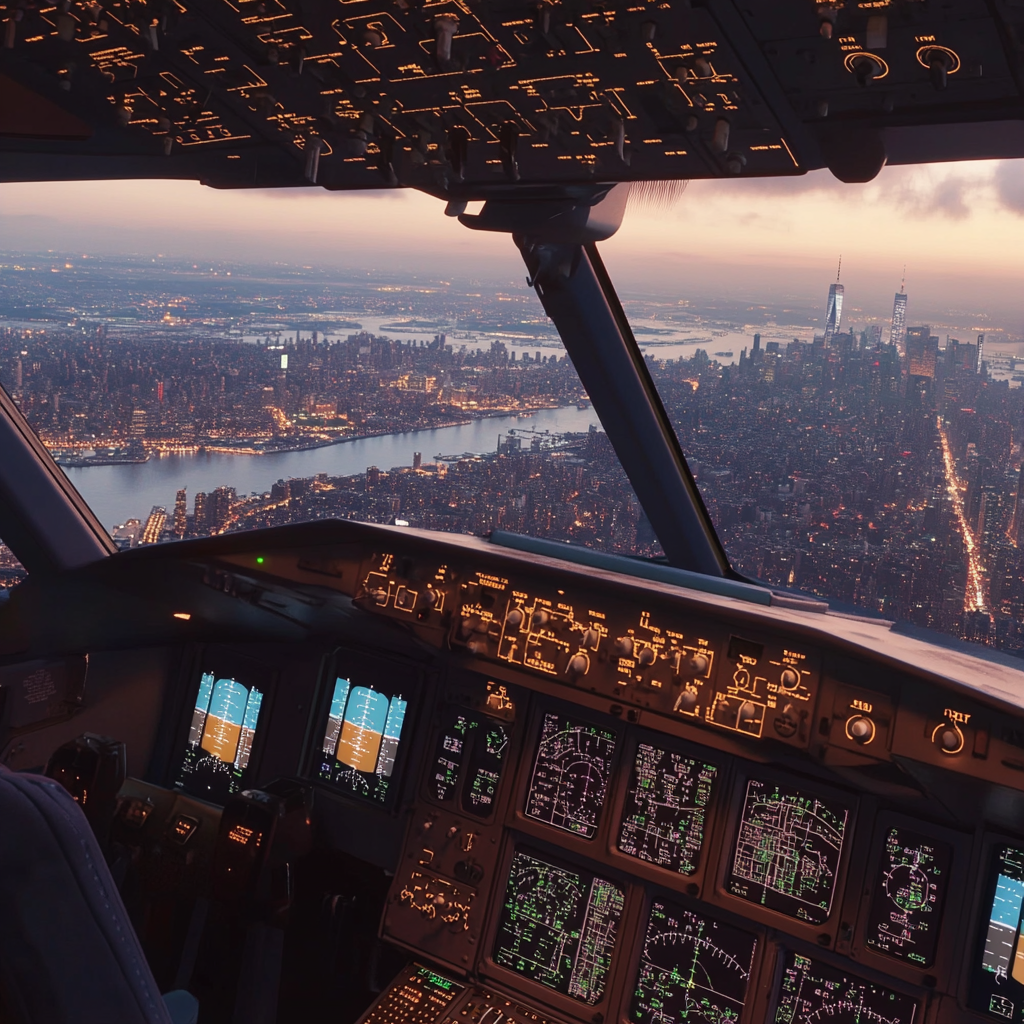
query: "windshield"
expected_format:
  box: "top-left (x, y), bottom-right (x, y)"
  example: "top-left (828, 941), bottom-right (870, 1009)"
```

top-left (602, 160), bottom-right (1024, 650)
top-left (2, 164), bottom-right (1022, 654)
top-left (0, 190), bottom-right (661, 560)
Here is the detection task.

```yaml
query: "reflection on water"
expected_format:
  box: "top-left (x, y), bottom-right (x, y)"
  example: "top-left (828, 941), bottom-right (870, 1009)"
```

top-left (65, 405), bottom-right (602, 530)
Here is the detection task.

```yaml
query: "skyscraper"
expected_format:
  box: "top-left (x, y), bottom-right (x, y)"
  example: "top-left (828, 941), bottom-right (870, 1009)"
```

top-left (906, 326), bottom-right (938, 378)
top-left (173, 488), bottom-right (187, 539)
top-left (890, 277), bottom-right (907, 350)
top-left (824, 258), bottom-right (844, 341)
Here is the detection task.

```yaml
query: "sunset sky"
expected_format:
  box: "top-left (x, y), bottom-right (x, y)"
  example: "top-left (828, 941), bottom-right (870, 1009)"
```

top-left (2, 157), bottom-right (1024, 337)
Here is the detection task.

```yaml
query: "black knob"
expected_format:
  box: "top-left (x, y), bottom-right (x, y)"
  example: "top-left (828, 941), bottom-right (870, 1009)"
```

top-left (638, 647), bottom-right (655, 667)
top-left (780, 668), bottom-right (800, 689)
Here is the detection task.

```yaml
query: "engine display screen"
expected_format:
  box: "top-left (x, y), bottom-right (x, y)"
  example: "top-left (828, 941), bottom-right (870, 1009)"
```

top-left (865, 827), bottom-right (952, 967)
top-left (316, 676), bottom-right (408, 804)
top-left (774, 952), bottom-right (917, 1024)
top-left (175, 668), bottom-right (266, 802)
top-left (617, 743), bottom-right (718, 876)
top-left (493, 847), bottom-right (624, 1005)
top-left (629, 898), bottom-right (757, 1024)
top-left (428, 709), bottom-right (510, 819)
top-left (524, 712), bottom-right (617, 839)
top-left (969, 844), bottom-right (1024, 1021)
top-left (727, 777), bottom-right (849, 925)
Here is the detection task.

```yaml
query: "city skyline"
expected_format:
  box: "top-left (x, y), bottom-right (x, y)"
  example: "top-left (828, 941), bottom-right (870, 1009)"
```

top-left (5, 159), bottom-right (1024, 332)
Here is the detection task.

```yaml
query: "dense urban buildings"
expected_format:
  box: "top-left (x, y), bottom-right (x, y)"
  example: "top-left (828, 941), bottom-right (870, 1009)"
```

top-left (1, 255), bottom-right (1023, 657)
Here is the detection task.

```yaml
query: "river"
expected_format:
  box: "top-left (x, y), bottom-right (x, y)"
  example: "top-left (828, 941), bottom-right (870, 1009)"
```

top-left (64, 405), bottom-right (603, 530)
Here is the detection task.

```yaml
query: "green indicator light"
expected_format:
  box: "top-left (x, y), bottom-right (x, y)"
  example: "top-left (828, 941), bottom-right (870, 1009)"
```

top-left (256, 557), bottom-right (264, 564)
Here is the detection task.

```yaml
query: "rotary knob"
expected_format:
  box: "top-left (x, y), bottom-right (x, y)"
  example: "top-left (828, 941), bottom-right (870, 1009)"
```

top-left (368, 588), bottom-right (388, 606)
top-left (421, 587), bottom-right (439, 608)
top-left (738, 701), bottom-right (758, 724)
top-left (676, 689), bottom-right (699, 713)
top-left (687, 653), bottom-right (710, 676)
top-left (614, 637), bottom-right (634, 658)
top-left (780, 667), bottom-right (801, 690)
top-left (583, 628), bottom-right (601, 647)
top-left (845, 715), bottom-right (875, 745)
top-left (637, 647), bottom-right (655, 667)
top-left (933, 724), bottom-right (964, 754)
top-left (531, 609), bottom-right (549, 629)
top-left (460, 615), bottom-right (480, 638)
top-left (506, 607), bottom-right (524, 629)
top-left (567, 652), bottom-right (590, 676)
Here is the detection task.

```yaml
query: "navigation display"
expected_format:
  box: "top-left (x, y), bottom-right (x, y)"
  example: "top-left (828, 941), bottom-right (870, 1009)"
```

top-left (970, 844), bottom-right (1024, 1021)
top-left (617, 743), bottom-right (718, 876)
top-left (629, 899), bottom-right (757, 1024)
top-left (428, 709), bottom-right (510, 818)
top-left (316, 676), bottom-right (408, 804)
top-left (865, 827), bottom-right (952, 967)
top-left (493, 848), bottom-right (624, 1005)
top-left (525, 712), bottom-right (616, 838)
top-left (775, 952), bottom-right (917, 1024)
top-left (175, 669), bottom-right (265, 802)
top-left (727, 777), bottom-right (849, 925)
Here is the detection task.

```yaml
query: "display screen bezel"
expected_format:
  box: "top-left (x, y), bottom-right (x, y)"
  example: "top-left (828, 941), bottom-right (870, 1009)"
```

top-left (510, 698), bottom-right (625, 855)
top-left (768, 944), bottom-right (921, 1024)
top-left (420, 697), bottom-right (519, 824)
top-left (170, 647), bottom-right (277, 805)
top-left (849, 810), bottom-right (969, 985)
top-left (618, 886), bottom-right (767, 1024)
top-left (711, 766), bottom-right (858, 944)
top-left (605, 727), bottom-right (732, 899)
top-left (965, 835), bottom-right (1024, 1023)
top-left (306, 647), bottom-right (420, 811)
top-left (480, 832), bottom-right (639, 1020)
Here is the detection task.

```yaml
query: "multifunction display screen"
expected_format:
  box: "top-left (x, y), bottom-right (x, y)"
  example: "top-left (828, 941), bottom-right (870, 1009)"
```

top-left (865, 827), bottom-right (952, 967)
top-left (175, 669), bottom-right (265, 802)
top-left (629, 899), bottom-right (757, 1024)
top-left (316, 677), bottom-right (408, 803)
top-left (429, 709), bottom-right (510, 818)
top-left (970, 844), bottom-right (1024, 1021)
top-left (525, 713), bottom-right (616, 839)
top-left (727, 778), bottom-right (849, 925)
top-left (493, 848), bottom-right (624, 1005)
top-left (775, 952), bottom-right (917, 1024)
top-left (617, 743), bottom-right (718, 876)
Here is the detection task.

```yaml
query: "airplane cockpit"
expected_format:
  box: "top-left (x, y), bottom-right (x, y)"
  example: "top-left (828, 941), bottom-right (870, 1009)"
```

top-left (3, 0), bottom-right (1024, 1021)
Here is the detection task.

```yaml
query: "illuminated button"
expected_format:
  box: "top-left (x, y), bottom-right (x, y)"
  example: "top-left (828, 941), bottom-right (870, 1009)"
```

top-left (614, 637), bottom-right (634, 658)
top-left (567, 652), bottom-right (590, 676)
top-left (933, 724), bottom-right (964, 754)
top-left (506, 607), bottom-right (524, 628)
top-left (780, 667), bottom-right (801, 689)
top-left (531, 609), bottom-right (549, 628)
top-left (637, 647), bottom-right (655, 667)
top-left (845, 715), bottom-right (875, 744)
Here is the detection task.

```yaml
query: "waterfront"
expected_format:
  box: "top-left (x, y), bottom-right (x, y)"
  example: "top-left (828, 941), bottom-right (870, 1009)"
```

top-left (64, 404), bottom-right (603, 529)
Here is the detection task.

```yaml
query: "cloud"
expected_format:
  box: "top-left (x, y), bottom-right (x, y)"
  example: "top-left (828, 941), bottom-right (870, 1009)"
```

top-left (993, 161), bottom-right (1024, 214)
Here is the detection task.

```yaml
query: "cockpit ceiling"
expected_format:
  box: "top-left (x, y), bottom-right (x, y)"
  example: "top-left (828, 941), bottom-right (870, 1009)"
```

top-left (2, 0), bottom-right (1024, 192)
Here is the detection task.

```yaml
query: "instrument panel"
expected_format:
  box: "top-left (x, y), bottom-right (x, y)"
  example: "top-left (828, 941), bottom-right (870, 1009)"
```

top-left (112, 522), bottom-right (1024, 1023)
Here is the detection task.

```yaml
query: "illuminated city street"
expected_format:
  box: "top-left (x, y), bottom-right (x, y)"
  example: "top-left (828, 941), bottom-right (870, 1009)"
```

top-left (939, 421), bottom-right (988, 614)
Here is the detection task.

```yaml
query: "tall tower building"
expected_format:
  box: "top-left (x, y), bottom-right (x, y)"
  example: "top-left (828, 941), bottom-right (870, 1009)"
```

top-left (824, 258), bottom-right (844, 341)
top-left (890, 272), bottom-right (907, 350)
top-left (1011, 464), bottom-right (1024, 546)
top-left (173, 488), bottom-right (187, 538)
